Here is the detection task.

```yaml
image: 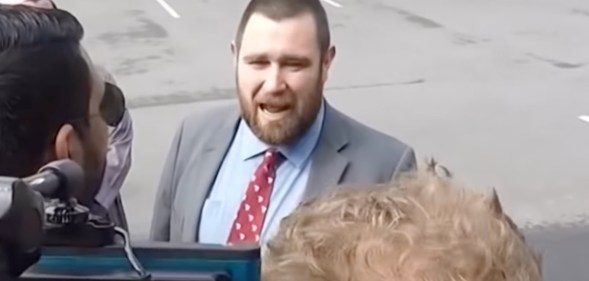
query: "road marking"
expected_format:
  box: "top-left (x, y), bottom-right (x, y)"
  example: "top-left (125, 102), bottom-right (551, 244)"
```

top-left (579, 115), bottom-right (589, 124)
top-left (322, 0), bottom-right (342, 7)
top-left (155, 0), bottom-right (181, 19)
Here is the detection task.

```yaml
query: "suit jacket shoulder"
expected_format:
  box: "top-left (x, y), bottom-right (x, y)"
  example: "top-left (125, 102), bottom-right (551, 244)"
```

top-left (326, 105), bottom-right (417, 181)
top-left (150, 101), bottom-right (240, 241)
top-left (171, 101), bottom-right (240, 186)
top-left (178, 101), bottom-right (238, 145)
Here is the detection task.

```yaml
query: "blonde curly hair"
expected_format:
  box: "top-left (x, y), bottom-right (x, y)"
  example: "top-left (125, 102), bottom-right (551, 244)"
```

top-left (263, 160), bottom-right (542, 281)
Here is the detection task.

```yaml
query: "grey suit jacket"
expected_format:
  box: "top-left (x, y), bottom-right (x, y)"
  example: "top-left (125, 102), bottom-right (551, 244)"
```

top-left (150, 100), bottom-right (417, 242)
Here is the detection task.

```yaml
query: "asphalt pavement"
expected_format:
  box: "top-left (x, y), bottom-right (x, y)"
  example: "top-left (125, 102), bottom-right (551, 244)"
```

top-left (55, 0), bottom-right (589, 279)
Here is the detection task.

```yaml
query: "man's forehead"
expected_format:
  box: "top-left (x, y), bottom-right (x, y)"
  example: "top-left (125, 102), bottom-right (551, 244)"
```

top-left (78, 47), bottom-right (101, 81)
top-left (95, 64), bottom-right (115, 85)
top-left (243, 12), bottom-right (317, 35)
top-left (240, 13), bottom-right (319, 55)
top-left (79, 46), bottom-right (92, 62)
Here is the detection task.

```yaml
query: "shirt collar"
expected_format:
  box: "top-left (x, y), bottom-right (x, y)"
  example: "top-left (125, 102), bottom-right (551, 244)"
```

top-left (238, 99), bottom-right (325, 168)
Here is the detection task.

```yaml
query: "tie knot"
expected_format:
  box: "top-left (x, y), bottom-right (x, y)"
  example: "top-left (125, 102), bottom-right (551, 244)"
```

top-left (262, 149), bottom-right (281, 167)
top-left (263, 148), bottom-right (279, 160)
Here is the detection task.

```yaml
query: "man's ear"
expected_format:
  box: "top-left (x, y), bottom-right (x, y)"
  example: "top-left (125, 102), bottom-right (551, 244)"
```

top-left (321, 45), bottom-right (337, 83)
top-left (231, 40), bottom-right (238, 66)
top-left (54, 124), bottom-right (84, 164)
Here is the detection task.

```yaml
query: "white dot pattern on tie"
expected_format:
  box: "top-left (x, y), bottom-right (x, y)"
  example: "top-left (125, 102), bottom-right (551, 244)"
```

top-left (226, 149), bottom-right (281, 245)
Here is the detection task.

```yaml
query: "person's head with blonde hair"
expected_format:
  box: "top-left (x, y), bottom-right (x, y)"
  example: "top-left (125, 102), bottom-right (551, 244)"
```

top-left (263, 160), bottom-right (542, 281)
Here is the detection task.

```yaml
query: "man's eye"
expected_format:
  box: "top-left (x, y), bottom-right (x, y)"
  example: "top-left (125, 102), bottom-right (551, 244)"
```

top-left (284, 61), bottom-right (305, 69)
top-left (249, 61), bottom-right (268, 66)
top-left (287, 62), bottom-right (303, 67)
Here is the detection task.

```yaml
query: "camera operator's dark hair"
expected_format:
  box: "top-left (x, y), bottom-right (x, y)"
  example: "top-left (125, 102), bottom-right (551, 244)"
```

top-left (0, 5), bottom-right (91, 177)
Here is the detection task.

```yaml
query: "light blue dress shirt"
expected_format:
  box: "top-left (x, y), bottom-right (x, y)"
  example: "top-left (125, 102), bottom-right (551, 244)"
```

top-left (198, 101), bottom-right (325, 245)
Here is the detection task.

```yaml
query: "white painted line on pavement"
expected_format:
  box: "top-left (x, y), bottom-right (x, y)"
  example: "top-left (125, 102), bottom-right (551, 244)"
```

top-left (155, 0), bottom-right (181, 19)
top-left (578, 115), bottom-right (589, 124)
top-left (322, 0), bottom-right (342, 8)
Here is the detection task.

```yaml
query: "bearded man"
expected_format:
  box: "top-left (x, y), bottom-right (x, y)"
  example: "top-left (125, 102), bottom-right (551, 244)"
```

top-left (150, 0), bottom-right (417, 244)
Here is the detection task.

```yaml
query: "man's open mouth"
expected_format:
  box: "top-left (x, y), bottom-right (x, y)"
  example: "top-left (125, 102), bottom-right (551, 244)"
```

top-left (258, 103), bottom-right (292, 121)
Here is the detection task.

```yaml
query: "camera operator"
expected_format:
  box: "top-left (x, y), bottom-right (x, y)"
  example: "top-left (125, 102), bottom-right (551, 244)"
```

top-left (1, 0), bottom-right (133, 232)
top-left (0, 4), bottom-right (109, 210)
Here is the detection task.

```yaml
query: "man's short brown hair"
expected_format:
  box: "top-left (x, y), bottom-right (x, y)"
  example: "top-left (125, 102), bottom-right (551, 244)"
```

top-left (263, 160), bottom-right (542, 281)
top-left (234, 0), bottom-right (331, 56)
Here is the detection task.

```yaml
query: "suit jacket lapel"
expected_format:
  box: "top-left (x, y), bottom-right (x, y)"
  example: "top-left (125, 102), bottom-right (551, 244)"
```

top-left (181, 108), bottom-right (240, 242)
top-left (304, 103), bottom-right (350, 200)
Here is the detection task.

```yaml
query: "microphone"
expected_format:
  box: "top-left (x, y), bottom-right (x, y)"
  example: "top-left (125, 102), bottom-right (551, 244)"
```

top-left (23, 159), bottom-right (84, 201)
top-left (0, 159), bottom-right (97, 279)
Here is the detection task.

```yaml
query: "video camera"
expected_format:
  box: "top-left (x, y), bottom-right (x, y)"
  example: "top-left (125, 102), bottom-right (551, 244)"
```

top-left (0, 159), bottom-right (97, 278)
top-left (0, 160), bottom-right (261, 281)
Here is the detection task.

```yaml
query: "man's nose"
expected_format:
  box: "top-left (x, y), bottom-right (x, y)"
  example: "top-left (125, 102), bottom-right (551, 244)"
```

top-left (262, 66), bottom-right (287, 94)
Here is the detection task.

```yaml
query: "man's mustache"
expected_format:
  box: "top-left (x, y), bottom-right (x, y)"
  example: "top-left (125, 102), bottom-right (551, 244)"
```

top-left (254, 92), bottom-right (295, 107)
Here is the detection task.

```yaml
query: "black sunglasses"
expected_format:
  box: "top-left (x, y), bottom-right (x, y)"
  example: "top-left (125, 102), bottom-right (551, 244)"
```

top-left (100, 82), bottom-right (126, 127)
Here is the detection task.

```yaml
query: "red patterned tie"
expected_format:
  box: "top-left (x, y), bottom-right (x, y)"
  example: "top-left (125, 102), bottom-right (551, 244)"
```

top-left (227, 149), bottom-right (280, 245)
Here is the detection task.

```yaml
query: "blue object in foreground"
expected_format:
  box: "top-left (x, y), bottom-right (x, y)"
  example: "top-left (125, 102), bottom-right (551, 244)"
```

top-left (19, 242), bottom-right (260, 281)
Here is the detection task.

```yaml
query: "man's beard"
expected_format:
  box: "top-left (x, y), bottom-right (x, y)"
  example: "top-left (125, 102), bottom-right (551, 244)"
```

top-left (238, 77), bottom-right (323, 146)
